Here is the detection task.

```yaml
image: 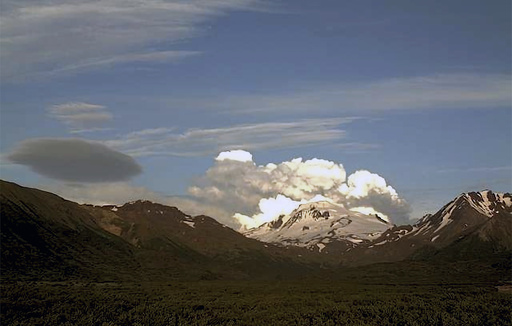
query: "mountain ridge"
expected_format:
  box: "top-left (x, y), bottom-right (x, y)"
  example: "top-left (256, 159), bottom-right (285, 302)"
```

top-left (1, 180), bottom-right (510, 281)
top-left (0, 180), bottom-right (319, 281)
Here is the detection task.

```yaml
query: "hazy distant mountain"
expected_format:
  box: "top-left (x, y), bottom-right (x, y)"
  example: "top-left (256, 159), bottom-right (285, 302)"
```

top-left (1, 180), bottom-right (510, 281)
top-left (245, 201), bottom-right (390, 253)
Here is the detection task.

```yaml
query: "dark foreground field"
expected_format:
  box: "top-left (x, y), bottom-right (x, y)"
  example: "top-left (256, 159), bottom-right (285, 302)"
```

top-left (2, 280), bottom-right (511, 326)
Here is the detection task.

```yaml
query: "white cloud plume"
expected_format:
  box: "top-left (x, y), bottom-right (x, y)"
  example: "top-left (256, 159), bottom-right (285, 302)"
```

top-left (188, 150), bottom-right (410, 228)
top-left (0, 0), bottom-right (263, 80)
top-left (104, 118), bottom-right (363, 157)
top-left (339, 170), bottom-right (399, 199)
top-left (48, 102), bottom-right (113, 133)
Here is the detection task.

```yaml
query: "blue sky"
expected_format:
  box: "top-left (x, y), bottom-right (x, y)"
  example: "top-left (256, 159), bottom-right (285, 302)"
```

top-left (1, 0), bottom-right (510, 227)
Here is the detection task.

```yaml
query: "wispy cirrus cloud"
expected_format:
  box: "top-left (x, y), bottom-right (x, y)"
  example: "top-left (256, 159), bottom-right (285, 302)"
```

top-left (38, 51), bottom-right (202, 77)
top-left (104, 118), bottom-right (365, 157)
top-left (0, 0), bottom-right (264, 80)
top-left (48, 102), bottom-right (113, 133)
top-left (172, 73), bottom-right (509, 114)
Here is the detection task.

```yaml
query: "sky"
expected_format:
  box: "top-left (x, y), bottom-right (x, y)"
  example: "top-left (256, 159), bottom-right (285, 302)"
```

top-left (1, 0), bottom-right (511, 229)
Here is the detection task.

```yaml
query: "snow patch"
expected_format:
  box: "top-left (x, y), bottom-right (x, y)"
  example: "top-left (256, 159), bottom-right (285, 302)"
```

top-left (431, 235), bottom-right (440, 242)
top-left (434, 200), bottom-right (457, 233)
top-left (317, 243), bottom-right (326, 252)
top-left (501, 195), bottom-right (512, 208)
top-left (111, 207), bottom-right (118, 212)
top-left (346, 237), bottom-right (363, 244)
top-left (183, 220), bottom-right (195, 228)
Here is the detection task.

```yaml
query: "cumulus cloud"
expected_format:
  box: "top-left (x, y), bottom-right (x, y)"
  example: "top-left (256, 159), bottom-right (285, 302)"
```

top-left (188, 150), bottom-right (410, 229)
top-left (0, 0), bottom-right (264, 80)
top-left (48, 102), bottom-right (113, 133)
top-left (7, 138), bottom-right (142, 182)
top-left (104, 118), bottom-right (361, 157)
top-left (216, 150), bottom-right (253, 162)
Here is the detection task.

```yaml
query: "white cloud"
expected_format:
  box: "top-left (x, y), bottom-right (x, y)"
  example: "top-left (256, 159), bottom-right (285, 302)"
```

top-left (0, 0), bottom-right (264, 80)
top-left (234, 194), bottom-right (302, 229)
top-left (339, 170), bottom-right (399, 199)
top-left (104, 118), bottom-right (360, 157)
top-left (216, 150), bottom-right (253, 162)
top-left (188, 151), bottom-right (410, 228)
top-left (48, 102), bottom-right (113, 133)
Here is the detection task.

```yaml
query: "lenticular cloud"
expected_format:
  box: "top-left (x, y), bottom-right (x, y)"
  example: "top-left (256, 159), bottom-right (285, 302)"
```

top-left (189, 150), bottom-right (410, 229)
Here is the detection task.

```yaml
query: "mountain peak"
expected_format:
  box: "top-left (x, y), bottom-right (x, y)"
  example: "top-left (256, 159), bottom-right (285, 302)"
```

top-left (282, 201), bottom-right (342, 228)
top-left (454, 190), bottom-right (512, 218)
top-left (245, 200), bottom-right (389, 251)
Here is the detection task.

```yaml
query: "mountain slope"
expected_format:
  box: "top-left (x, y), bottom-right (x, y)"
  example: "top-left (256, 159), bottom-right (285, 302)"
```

top-left (0, 180), bottom-right (317, 281)
top-left (340, 190), bottom-right (512, 265)
top-left (0, 180), bottom-right (140, 281)
top-left (85, 200), bottom-right (322, 278)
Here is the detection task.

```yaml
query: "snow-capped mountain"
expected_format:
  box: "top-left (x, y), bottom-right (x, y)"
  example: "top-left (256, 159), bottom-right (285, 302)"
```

top-left (375, 190), bottom-right (512, 247)
top-left (245, 201), bottom-right (390, 252)
top-left (338, 190), bottom-right (512, 265)
top-left (245, 190), bottom-right (512, 261)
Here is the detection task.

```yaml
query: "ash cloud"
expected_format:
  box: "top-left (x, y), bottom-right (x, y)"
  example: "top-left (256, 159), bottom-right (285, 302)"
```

top-left (188, 150), bottom-right (411, 229)
top-left (8, 138), bottom-right (142, 182)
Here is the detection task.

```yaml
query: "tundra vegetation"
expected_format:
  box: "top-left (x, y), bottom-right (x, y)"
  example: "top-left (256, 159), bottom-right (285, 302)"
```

top-left (2, 261), bottom-right (511, 326)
